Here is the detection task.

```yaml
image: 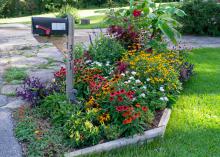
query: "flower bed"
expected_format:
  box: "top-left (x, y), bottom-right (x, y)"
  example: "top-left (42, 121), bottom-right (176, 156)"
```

top-left (14, 1), bottom-right (193, 156)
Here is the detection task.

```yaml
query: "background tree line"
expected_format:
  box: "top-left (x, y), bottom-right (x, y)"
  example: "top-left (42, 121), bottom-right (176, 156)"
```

top-left (0, 0), bottom-right (129, 18)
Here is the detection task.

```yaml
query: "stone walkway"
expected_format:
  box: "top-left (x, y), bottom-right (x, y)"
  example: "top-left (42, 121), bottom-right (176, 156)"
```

top-left (0, 23), bottom-right (220, 157)
top-left (0, 24), bottom-right (68, 157)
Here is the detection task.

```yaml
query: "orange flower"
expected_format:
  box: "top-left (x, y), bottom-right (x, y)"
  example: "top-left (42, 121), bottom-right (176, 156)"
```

top-left (132, 112), bottom-right (140, 120)
top-left (122, 111), bottom-right (131, 117)
top-left (123, 117), bottom-right (133, 124)
top-left (135, 103), bottom-right (141, 108)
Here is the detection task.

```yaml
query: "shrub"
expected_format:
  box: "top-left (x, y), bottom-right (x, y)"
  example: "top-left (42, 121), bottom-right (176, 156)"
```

top-left (106, 0), bottom-right (185, 51)
top-left (64, 111), bottom-right (102, 147)
top-left (89, 35), bottom-right (126, 64)
top-left (40, 93), bottom-right (76, 126)
top-left (57, 5), bottom-right (80, 24)
top-left (178, 0), bottom-right (220, 36)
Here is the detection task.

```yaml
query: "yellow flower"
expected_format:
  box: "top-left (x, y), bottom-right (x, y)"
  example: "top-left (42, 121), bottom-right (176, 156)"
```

top-left (84, 120), bottom-right (93, 129)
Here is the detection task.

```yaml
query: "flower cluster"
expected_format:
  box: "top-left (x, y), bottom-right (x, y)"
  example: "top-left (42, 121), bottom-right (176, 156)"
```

top-left (54, 67), bottom-right (66, 78)
top-left (123, 51), bottom-right (182, 94)
top-left (116, 103), bottom-right (148, 125)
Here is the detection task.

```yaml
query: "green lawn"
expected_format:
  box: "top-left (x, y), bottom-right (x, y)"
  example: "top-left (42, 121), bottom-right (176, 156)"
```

top-left (88, 48), bottom-right (220, 157)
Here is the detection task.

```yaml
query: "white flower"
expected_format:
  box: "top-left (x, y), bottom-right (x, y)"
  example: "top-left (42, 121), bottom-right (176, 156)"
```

top-left (85, 60), bottom-right (92, 64)
top-left (131, 71), bottom-right (137, 75)
top-left (140, 93), bottom-right (146, 98)
top-left (121, 73), bottom-right (125, 77)
top-left (106, 61), bottom-right (110, 66)
top-left (135, 79), bottom-right (141, 84)
top-left (94, 61), bottom-right (102, 67)
top-left (124, 81), bottom-right (128, 84)
top-left (160, 97), bottom-right (169, 102)
top-left (159, 86), bottom-right (165, 92)
top-left (132, 98), bottom-right (136, 101)
top-left (141, 86), bottom-right (147, 90)
top-left (129, 76), bottom-right (135, 80)
top-left (146, 78), bottom-right (151, 82)
top-left (125, 71), bottom-right (129, 74)
top-left (109, 70), bottom-right (113, 74)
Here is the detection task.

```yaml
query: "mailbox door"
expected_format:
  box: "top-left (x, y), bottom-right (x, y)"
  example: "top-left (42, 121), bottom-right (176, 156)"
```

top-left (32, 17), bottom-right (68, 36)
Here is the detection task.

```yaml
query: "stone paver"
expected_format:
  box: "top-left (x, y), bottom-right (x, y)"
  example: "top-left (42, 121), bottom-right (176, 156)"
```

top-left (37, 47), bottom-right (64, 62)
top-left (28, 69), bottom-right (56, 83)
top-left (2, 99), bottom-right (27, 110)
top-left (9, 56), bottom-right (48, 68)
top-left (1, 85), bottom-right (20, 95)
top-left (0, 108), bottom-right (22, 157)
top-left (0, 95), bottom-right (8, 107)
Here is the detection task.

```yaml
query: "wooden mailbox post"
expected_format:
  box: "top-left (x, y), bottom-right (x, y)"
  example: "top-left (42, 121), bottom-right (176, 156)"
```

top-left (32, 15), bottom-right (77, 103)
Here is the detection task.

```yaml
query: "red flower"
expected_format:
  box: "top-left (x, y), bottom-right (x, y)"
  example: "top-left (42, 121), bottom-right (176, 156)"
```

top-left (110, 92), bottom-right (115, 97)
top-left (117, 96), bottom-right (123, 102)
top-left (54, 67), bottom-right (66, 78)
top-left (109, 97), bottom-right (114, 101)
top-left (133, 9), bottom-right (141, 17)
top-left (120, 89), bottom-right (126, 94)
top-left (116, 106), bottom-right (129, 112)
top-left (142, 106), bottom-right (148, 112)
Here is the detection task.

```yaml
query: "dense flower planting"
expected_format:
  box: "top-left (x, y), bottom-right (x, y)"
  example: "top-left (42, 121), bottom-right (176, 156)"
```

top-left (15, 1), bottom-right (193, 156)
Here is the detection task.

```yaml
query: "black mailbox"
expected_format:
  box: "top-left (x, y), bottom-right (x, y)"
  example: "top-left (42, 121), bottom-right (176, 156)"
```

top-left (32, 17), bottom-right (68, 36)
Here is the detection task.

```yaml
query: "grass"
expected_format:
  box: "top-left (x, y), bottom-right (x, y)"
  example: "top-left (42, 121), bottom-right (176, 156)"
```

top-left (75, 15), bottom-right (107, 29)
top-left (87, 48), bottom-right (220, 157)
top-left (37, 58), bottom-right (57, 69)
top-left (3, 67), bottom-right (27, 83)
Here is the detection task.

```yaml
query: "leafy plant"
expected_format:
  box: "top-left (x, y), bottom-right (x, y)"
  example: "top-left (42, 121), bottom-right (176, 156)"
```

top-left (15, 106), bottom-right (68, 157)
top-left (16, 77), bottom-right (47, 106)
top-left (40, 93), bottom-right (76, 126)
top-left (179, 62), bottom-right (194, 82)
top-left (64, 111), bottom-right (102, 147)
top-left (57, 4), bottom-right (80, 24)
top-left (107, 0), bottom-right (185, 48)
top-left (89, 35), bottom-right (126, 64)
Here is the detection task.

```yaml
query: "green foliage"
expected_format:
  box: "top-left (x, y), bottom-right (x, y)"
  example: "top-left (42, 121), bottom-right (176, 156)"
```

top-left (154, 0), bottom-right (179, 2)
top-left (0, 0), bottom-right (128, 18)
top-left (89, 35), bottom-right (126, 64)
top-left (178, 0), bottom-right (220, 36)
top-left (40, 93), bottom-right (76, 125)
top-left (57, 5), bottom-right (80, 24)
top-left (74, 43), bottom-right (85, 59)
top-left (107, 0), bottom-right (185, 46)
top-left (15, 116), bottom-right (37, 142)
top-left (3, 67), bottom-right (27, 83)
top-left (64, 111), bottom-right (102, 147)
top-left (15, 107), bottom-right (68, 157)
